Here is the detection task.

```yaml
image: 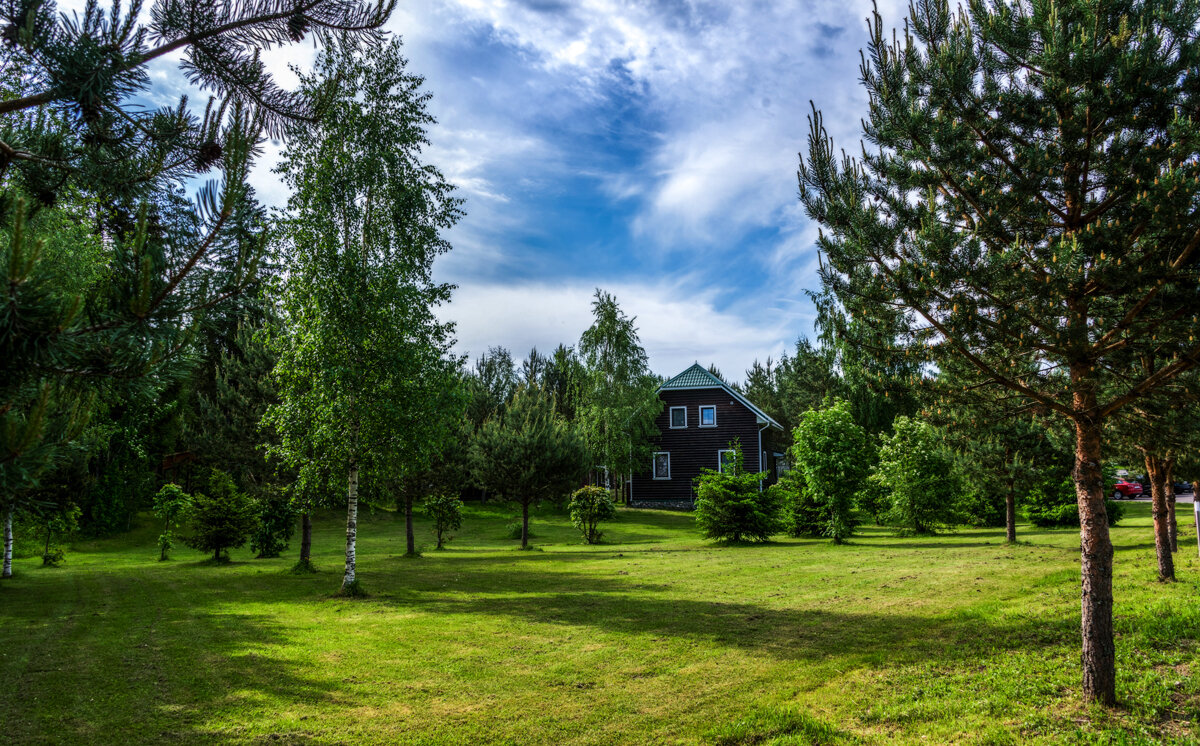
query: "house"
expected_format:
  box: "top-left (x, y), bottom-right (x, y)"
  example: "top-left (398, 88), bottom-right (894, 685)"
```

top-left (629, 363), bottom-right (789, 508)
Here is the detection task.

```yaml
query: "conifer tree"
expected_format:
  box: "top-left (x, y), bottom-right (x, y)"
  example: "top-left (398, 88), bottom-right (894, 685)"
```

top-left (470, 386), bottom-right (588, 549)
top-left (799, 0), bottom-right (1200, 703)
top-left (577, 290), bottom-right (662, 496)
top-left (1, 0), bottom-right (391, 555)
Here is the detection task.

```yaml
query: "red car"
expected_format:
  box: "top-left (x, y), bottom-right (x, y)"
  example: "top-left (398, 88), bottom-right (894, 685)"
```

top-left (1112, 478), bottom-right (1143, 499)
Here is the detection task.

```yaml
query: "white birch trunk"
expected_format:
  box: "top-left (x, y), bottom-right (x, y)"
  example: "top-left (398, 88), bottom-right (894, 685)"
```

top-left (3, 507), bottom-right (13, 579)
top-left (341, 456), bottom-right (358, 590)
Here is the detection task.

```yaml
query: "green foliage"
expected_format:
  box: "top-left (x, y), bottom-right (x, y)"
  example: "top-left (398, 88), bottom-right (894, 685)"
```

top-left (250, 486), bottom-right (296, 559)
top-left (153, 483), bottom-right (191, 561)
top-left (568, 485), bottom-right (617, 544)
top-left (577, 289), bottom-right (663, 487)
top-left (37, 504), bottom-right (79, 567)
top-left (503, 521), bottom-right (535, 540)
top-left (471, 385), bottom-right (589, 548)
top-left (182, 470), bottom-right (257, 563)
top-left (424, 493), bottom-right (464, 550)
top-left (789, 400), bottom-right (870, 543)
top-left (1026, 472), bottom-right (1125, 529)
top-left (873, 417), bottom-right (962, 535)
top-left (768, 469), bottom-right (822, 538)
top-left (693, 442), bottom-right (779, 543)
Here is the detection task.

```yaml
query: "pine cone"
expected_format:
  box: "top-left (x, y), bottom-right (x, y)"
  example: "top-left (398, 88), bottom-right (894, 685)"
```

top-left (196, 140), bottom-right (223, 172)
top-left (287, 12), bottom-right (309, 42)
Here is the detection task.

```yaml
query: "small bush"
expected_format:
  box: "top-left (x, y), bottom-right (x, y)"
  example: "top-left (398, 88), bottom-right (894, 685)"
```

top-left (504, 521), bottom-right (535, 540)
top-left (250, 485), bottom-right (296, 559)
top-left (1025, 473), bottom-right (1124, 528)
top-left (568, 485), bottom-right (617, 544)
top-left (694, 441), bottom-right (780, 543)
top-left (37, 504), bottom-right (80, 567)
top-left (183, 469), bottom-right (257, 563)
top-left (153, 483), bottom-right (191, 561)
top-left (425, 493), bottom-right (464, 549)
top-left (768, 470), bottom-right (823, 538)
top-left (40, 547), bottom-right (65, 567)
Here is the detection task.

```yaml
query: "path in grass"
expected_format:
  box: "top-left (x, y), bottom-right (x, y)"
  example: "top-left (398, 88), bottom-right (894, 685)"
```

top-left (0, 502), bottom-right (1197, 745)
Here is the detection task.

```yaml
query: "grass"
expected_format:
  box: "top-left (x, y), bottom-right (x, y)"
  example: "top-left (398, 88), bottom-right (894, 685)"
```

top-left (0, 501), bottom-right (1197, 745)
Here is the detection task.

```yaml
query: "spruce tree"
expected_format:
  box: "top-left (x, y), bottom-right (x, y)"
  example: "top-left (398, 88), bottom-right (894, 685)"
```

top-left (799, 0), bottom-right (1200, 703)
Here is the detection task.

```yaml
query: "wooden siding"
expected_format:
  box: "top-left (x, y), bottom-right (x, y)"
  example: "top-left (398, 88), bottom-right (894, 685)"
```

top-left (631, 387), bottom-right (768, 503)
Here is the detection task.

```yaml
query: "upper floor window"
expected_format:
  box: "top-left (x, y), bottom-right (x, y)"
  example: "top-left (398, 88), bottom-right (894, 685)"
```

top-left (669, 406), bottom-right (687, 429)
top-left (699, 405), bottom-right (717, 427)
top-left (653, 452), bottom-right (671, 480)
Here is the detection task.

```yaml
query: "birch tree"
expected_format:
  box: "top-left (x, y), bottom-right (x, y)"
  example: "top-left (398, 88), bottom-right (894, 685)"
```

top-left (266, 39), bottom-right (461, 595)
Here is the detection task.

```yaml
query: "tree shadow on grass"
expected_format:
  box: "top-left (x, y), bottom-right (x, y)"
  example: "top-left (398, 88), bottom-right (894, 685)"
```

top-left (371, 554), bottom-right (1078, 671)
top-left (0, 570), bottom-right (340, 745)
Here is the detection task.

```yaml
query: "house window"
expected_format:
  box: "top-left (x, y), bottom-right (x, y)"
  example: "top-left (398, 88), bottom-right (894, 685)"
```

top-left (775, 454), bottom-right (789, 479)
top-left (718, 449), bottom-right (737, 473)
top-left (669, 406), bottom-right (687, 429)
top-left (699, 405), bottom-right (717, 427)
top-left (653, 452), bottom-right (671, 480)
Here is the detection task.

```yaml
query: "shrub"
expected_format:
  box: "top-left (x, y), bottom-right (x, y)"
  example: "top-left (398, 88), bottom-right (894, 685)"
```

top-left (568, 486), bottom-right (617, 544)
top-left (873, 417), bottom-right (963, 534)
top-left (504, 521), bottom-right (535, 540)
top-left (153, 483), bottom-right (192, 561)
top-left (250, 485), bottom-right (296, 559)
top-left (789, 400), bottom-right (870, 543)
top-left (1025, 474), bottom-right (1125, 528)
top-left (768, 470), bottom-right (823, 537)
top-left (37, 504), bottom-right (80, 567)
top-left (693, 441), bottom-right (780, 543)
top-left (425, 493), bottom-right (464, 549)
top-left (183, 470), bottom-right (258, 563)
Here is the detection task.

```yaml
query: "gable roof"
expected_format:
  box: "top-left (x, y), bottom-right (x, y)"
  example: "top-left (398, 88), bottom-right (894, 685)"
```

top-left (659, 363), bottom-right (784, 431)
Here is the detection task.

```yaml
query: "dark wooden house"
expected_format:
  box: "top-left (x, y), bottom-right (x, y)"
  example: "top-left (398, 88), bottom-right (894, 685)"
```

top-left (629, 363), bottom-right (789, 508)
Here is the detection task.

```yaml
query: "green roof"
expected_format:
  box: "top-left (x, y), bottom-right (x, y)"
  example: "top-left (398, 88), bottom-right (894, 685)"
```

top-left (659, 363), bottom-right (726, 390)
top-left (658, 363), bottom-right (783, 431)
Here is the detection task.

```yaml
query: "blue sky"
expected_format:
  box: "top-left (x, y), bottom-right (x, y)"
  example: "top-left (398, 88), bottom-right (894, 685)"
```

top-left (155, 0), bottom-right (905, 380)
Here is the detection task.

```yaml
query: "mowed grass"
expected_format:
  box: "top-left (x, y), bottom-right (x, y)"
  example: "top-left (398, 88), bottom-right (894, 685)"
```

top-left (0, 502), bottom-right (1197, 745)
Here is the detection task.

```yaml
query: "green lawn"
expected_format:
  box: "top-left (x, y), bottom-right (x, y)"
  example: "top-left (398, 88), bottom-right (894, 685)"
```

top-left (1, 502), bottom-right (1197, 745)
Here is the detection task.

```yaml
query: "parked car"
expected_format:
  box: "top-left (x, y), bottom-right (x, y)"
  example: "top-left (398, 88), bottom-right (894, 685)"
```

top-left (1112, 478), bottom-right (1143, 499)
top-left (1176, 481), bottom-right (1195, 494)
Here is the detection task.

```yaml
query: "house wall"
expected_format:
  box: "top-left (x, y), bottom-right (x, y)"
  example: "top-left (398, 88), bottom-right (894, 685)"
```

top-left (631, 387), bottom-right (765, 505)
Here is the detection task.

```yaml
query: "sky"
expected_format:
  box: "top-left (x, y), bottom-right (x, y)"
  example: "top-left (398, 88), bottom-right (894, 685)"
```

top-left (140, 0), bottom-right (910, 381)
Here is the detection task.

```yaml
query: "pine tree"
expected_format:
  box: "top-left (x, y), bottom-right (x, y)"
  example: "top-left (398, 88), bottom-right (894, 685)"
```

top-left (799, 0), bottom-right (1200, 703)
top-left (1, 0), bottom-right (391, 558)
top-left (470, 386), bottom-right (589, 549)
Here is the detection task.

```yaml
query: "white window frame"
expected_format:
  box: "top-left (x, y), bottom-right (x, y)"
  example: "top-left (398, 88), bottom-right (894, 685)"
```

top-left (699, 405), bottom-right (717, 428)
top-left (669, 406), bottom-right (688, 429)
top-left (652, 451), bottom-right (671, 480)
top-left (718, 449), bottom-right (737, 473)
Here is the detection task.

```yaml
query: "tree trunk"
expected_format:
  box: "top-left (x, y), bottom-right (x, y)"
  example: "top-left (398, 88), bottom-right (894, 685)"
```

top-left (43, 522), bottom-right (52, 564)
top-left (1164, 459), bottom-right (1178, 553)
top-left (1005, 472), bottom-right (1017, 544)
top-left (300, 512), bottom-right (312, 564)
top-left (521, 500), bottom-right (530, 550)
top-left (342, 456), bottom-right (359, 590)
top-left (2, 507), bottom-right (13, 579)
top-left (1143, 452), bottom-right (1175, 582)
top-left (405, 496), bottom-right (415, 556)
top-left (1074, 415), bottom-right (1115, 706)
top-left (215, 547), bottom-right (221, 563)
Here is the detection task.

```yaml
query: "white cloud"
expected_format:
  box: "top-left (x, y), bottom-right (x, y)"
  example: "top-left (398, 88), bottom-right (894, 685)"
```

top-left (443, 277), bottom-right (798, 381)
